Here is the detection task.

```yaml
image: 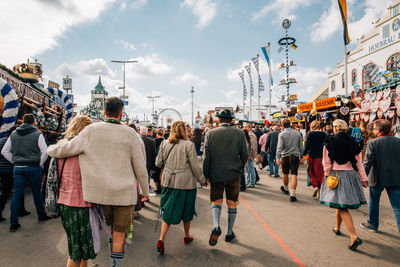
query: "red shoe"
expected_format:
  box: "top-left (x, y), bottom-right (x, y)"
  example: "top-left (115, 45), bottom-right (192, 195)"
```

top-left (184, 236), bottom-right (194, 244)
top-left (157, 240), bottom-right (164, 255)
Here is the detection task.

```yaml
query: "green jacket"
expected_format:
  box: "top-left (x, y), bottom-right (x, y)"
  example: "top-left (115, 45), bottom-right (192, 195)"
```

top-left (203, 124), bottom-right (248, 182)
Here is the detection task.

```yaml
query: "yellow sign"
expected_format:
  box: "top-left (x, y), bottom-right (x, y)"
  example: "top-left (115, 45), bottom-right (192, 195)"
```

top-left (289, 94), bottom-right (297, 100)
top-left (297, 102), bottom-right (313, 112)
top-left (48, 80), bottom-right (60, 89)
top-left (297, 97), bottom-right (337, 113)
top-left (315, 97), bottom-right (337, 110)
top-left (272, 112), bottom-right (283, 119)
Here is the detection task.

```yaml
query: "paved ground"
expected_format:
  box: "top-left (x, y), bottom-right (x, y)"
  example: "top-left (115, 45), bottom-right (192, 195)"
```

top-left (0, 165), bottom-right (399, 267)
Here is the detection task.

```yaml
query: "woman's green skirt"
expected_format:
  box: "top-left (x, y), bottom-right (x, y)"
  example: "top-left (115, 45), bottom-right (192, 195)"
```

top-left (60, 205), bottom-right (96, 262)
top-left (160, 187), bottom-right (197, 225)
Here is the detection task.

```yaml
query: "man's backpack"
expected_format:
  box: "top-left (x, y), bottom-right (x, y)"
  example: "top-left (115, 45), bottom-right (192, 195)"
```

top-left (351, 127), bottom-right (363, 143)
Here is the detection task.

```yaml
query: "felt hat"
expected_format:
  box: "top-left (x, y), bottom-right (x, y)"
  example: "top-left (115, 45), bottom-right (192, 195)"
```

top-left (216, 109), bottom-right (235, 119)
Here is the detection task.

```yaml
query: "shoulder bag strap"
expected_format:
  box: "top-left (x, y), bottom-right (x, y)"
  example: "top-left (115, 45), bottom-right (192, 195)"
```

top-left (164, 144), bottom-right (175, 164)
top-left (58, 158), bottom-right (67, 181)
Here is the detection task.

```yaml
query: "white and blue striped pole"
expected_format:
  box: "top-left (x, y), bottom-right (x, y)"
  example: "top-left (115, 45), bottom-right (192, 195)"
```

top-left (0, 78), bottom-right (19, 138)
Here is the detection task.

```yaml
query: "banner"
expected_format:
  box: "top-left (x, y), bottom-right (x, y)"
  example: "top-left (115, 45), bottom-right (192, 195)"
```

top-left (238, 70), bottom-right (247, 100)
top-left (338, 0), bottom-right (351, 45)
top-left (251, 56), bottom-right (259, 73)
top-left (261, 46), bottom-right (274, 86)
top-left (252, 55), bottom-right (265, 92)
top-left (369, 65), bottom-right (381, 86)
top-left (244, 63), bottom-right (254, 97)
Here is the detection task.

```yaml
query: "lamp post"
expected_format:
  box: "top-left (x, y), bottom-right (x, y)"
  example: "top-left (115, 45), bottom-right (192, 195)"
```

top-left (111, 60), bottom-right (138, 111)
top-left (190, 86), bottom-right (194, 127)
top-left (147, 95), bottom-right (160, 124)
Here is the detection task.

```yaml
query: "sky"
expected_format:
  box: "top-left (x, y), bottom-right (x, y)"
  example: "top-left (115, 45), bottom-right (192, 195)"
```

top-left (0, 0), bottom-right (394, 122)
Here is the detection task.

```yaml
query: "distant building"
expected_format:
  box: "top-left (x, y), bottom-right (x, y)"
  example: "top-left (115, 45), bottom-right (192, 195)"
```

top-left (314, 0), bottom-right (400, 99)
top-left (91, 76), bottom-right (108, 114)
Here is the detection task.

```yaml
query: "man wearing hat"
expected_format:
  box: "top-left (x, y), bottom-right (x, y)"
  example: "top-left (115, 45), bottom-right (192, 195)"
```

top-left (203, 109), bottom-right (248, 245)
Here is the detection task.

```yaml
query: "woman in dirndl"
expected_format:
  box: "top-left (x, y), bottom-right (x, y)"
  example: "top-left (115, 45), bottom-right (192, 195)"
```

top-left (303, 120), bottom-right (326, 198)
top-left (155, 121), bottom-right (207, 255)
top-left (55, 115), bottom-right (96, 266)
top-left (320, 119), bottom-right (369, 251)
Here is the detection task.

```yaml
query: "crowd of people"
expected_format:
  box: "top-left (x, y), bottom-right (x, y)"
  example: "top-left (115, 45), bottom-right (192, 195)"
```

top-left (0, 96), bottom-right (399, 266)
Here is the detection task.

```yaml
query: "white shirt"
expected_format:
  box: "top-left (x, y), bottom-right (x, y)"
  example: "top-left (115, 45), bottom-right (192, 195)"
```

top-left (1, 134), bottom-right (48, 166)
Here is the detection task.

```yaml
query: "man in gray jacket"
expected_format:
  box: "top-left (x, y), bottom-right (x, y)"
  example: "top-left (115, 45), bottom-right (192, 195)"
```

top-left (361, 119), bottom-right (400, 233)
top-left (203, 109), bottom-right (248, 245)
top-left (1, 114), bottom-right (50, 232)
top-left (276, 119), bottom-right (303, 202)
top-left (244, 123), bottom-right (258, 187)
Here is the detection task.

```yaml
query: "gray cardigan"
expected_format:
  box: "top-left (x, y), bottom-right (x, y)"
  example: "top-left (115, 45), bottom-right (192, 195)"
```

top-left (363, 136), bottom-right (400, 188)
top-left (156, 139), bottom-right (205, 189)
top-left (276, 128), bottom-right (303, 159)
top-left (203, 124), bottom-right (248, 183)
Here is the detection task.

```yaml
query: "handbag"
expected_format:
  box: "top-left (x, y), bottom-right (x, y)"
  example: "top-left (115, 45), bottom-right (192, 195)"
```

top-left (45, 158), bottom-right (67, 216)
top-left (326, 171), bottom-right (339, 189)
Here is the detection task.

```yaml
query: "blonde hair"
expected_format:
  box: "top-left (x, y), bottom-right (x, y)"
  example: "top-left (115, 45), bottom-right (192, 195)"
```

top-left (168, 121), bottom-right (187, 144)
top-left (64, 115), bottom-right (92, 140)
top-left (310, 120), bottom-right (321, 130)
top-left (332, 119), bottom-right (348, 133)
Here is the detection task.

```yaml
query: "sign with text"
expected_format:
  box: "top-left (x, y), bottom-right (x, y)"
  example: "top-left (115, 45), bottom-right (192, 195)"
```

top-left (48, 80), bottom-right (60, 89)
top-left (297, 102), bottom-right (313, 113)
top-left (315, 97), bottom-right (337, 110)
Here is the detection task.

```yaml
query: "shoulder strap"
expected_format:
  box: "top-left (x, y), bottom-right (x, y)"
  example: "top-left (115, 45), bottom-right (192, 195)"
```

top-left (165, 144), bottom-right (175, 163)
top-left (59, 158), bottom-right (67, 181)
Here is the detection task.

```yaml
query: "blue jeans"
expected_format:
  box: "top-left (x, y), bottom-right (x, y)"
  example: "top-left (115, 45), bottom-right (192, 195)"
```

top-left (245, 160), bottom-right (256, 186)
top-left (368, 186), bottom-right (400, 233)
top-left (10, 167), bottom-right (46, 225)
top-left (269, 153), bottom-right (279, 176)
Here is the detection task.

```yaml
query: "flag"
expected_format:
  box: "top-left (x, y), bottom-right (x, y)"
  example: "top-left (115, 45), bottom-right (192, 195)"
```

top-left (396, 58), bottom-right (400, 72)
top-left (368, 65), bottom-right (382, 87)
top-left (277, 47), bottom-right (283, 53)
top-left (369, 65), bottom-right (380, 82)
top-left (259, 78), bottom-right (265, 92)
top-left (252, 56), bottom-right (259, 74)
top-left (261, 47), bottom-right (270, 66)
top-left (238, 71), bottom-right (247, 100)
top-left (244, 63), bottom-right (254, 97)
top-left (338, 0), bottom-right (351, 45)
top-left (261, 46), bottom-right (274, 86)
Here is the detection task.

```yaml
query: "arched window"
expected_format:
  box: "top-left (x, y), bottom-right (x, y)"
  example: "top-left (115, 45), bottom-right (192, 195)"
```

top-left (351, 69), bottom-right (357, 84)
top-left (387, 53), bottom-right (400, 71)
top-left (362, 63), bottom-right (376, 89)
top-left (331, 80), bottom-right (335, 92)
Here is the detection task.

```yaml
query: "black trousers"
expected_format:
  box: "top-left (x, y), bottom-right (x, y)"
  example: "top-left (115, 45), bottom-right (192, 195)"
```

top-left (0, 171), bottom-right (25, 216)
top-left (240, 170), bottom-right (246, 190)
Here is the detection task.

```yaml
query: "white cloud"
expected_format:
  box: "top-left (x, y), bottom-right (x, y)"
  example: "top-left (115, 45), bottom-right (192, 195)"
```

top-left (253, 0), bottom-right (312, 21)
top-left (224, 90), bottom-right (240, 102)
top-left (175, 72), bottom-right (208, 86)
top-left (56, 58), bottom-right (116, 78)
top-left (289, 66), bottom-right (328, 97)
top-left (126, 54), bottom-right (173, 78)
top-left (226, 67), bottom-right (242, 82)
top-left (119, 1), bottom-right (127, 10)
top-left (310, 0), bottom-right (393, 43)
top-left (180, 0), bottom-right (218, 29)
top-left (0, 0), bottom-right (117, 67)
top-left (114, 40), bottom-right (137, 51)
top-left (131, 0), bottom-right (148, 8)
top-left (310, 0), bottom-right (341, 43)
